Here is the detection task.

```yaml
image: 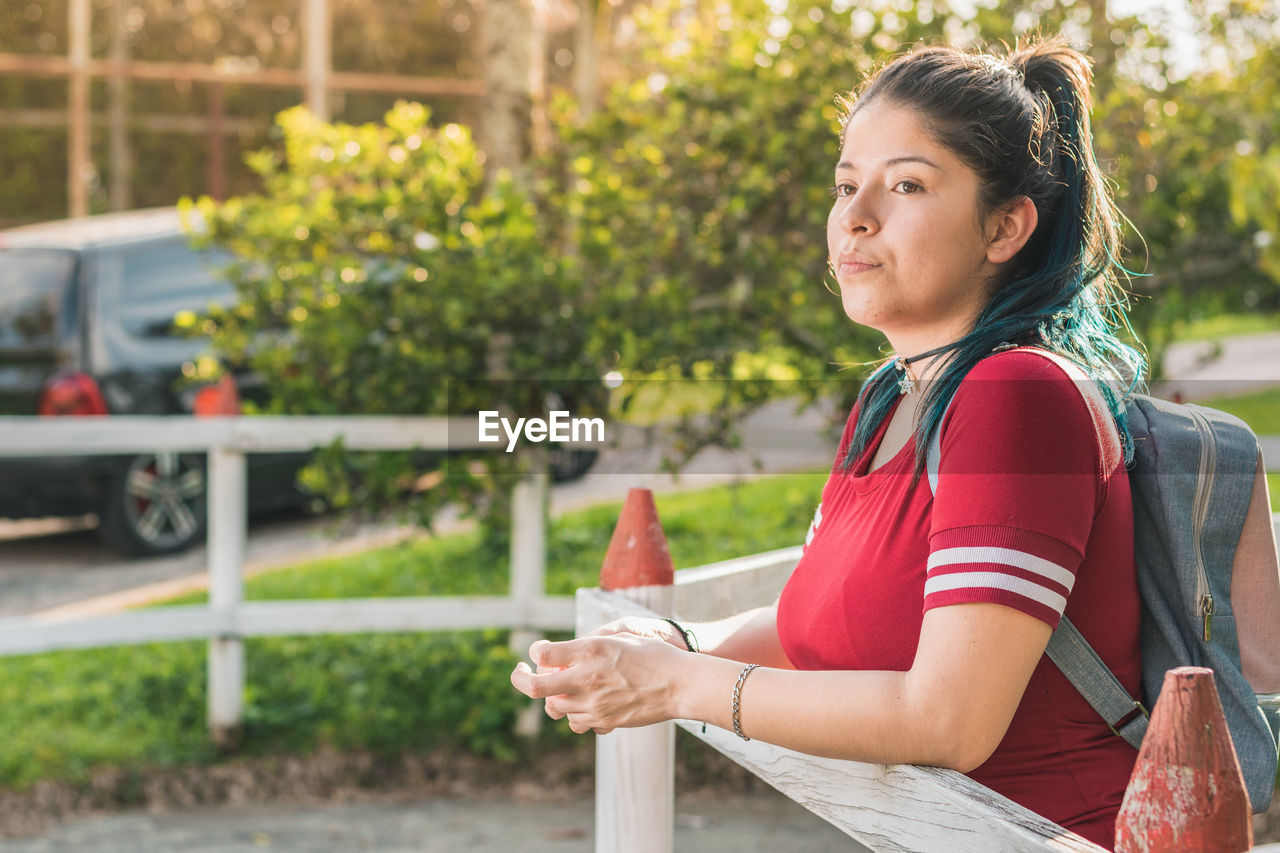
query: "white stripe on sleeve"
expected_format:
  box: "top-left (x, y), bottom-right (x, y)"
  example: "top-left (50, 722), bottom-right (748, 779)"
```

top-left (923, 571), bottom-right (1068, 614)
top-left (926, 546), bottom-right (1075, 592)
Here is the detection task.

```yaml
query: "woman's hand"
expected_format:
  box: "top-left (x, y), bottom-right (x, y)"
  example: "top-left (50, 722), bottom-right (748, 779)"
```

top-left (509, 635), bottom-right (688, 735)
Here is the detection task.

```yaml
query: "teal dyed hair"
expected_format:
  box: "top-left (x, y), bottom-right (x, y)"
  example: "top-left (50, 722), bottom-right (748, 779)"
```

top-left (836, 37), bottom-right (1147, 476)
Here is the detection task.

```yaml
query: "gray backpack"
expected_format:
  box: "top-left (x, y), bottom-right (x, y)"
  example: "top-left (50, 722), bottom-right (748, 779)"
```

top-left (927, 349), bottom-right (1280, 812)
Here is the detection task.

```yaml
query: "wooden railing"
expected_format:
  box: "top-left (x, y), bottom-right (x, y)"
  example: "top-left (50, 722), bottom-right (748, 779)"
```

top-left (578, 546), bottom-right (1110, 853)
top-left (0, 415), bottom-right (574, 744)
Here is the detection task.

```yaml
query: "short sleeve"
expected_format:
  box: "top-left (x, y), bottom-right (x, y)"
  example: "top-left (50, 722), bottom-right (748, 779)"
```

top-left (924, 352), bottom-right (1120, 627)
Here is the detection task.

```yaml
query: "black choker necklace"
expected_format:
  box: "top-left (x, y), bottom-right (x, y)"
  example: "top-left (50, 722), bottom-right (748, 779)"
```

top-left (893, 341), bottom-right (960, 395)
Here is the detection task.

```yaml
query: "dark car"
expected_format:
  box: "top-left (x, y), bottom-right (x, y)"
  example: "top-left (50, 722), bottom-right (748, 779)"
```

top-left (0, 208), bottom-right (599, 555)
top-left (0, 208), bottom-right (306, 555)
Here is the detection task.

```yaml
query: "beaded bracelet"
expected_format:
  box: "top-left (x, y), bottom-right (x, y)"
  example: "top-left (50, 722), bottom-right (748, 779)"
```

top-left (662, 618), bottom-right (700, 653)
top-left (732, 663), bottom-right (759, 741)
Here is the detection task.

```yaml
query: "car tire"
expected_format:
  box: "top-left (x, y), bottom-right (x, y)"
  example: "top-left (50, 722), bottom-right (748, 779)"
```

top-left (548, 447), bottom-right (599, 482)
top-left (99, 452), bottom-right (208, 556)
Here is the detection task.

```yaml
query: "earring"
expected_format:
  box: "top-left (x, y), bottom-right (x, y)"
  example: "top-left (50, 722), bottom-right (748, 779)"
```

top-left (823, 259), bottom-right (839, 297)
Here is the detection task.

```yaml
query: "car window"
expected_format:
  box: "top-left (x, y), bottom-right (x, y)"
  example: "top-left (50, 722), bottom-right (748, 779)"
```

top-left (107, 240), bottom-right (236, 338)
top-left (0, 249), bottom-right (77, 351)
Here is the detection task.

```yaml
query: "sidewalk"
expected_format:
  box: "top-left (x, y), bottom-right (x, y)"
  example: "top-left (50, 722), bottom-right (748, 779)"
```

top-left (1157, 330), bottom-right (1280, 400)
top-left (0, 790), bottom-right (859, 852)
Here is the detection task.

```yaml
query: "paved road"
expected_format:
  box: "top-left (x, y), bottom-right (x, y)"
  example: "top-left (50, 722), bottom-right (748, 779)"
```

top-left (0, 509), bottom-right (428, 619)
top-left (0, 791), bottom-right (862, 853)
top-left (1157, 330), bottom-right (1280, 400)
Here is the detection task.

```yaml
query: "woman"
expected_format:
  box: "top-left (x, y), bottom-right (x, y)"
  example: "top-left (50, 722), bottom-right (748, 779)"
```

top-left (511, 37), bottom-right (1146, 848)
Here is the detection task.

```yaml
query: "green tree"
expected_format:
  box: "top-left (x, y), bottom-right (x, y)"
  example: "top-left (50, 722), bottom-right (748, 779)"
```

top-left (1091, 1), bottom-right (1280, 374)
top-left (186, 102), bottom-right (605, 524)
top-left (188, 0), bottom-right (1280, 525)
top-left (549, 0), bottom-right (1280, 386)
top-left (1224, 28), bottom-right (1280, 291)
top-left (539, 0), bottom-right (955, 420)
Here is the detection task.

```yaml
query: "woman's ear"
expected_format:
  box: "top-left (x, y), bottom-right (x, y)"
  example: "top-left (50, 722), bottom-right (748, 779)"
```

top-left (985, 196), bottom-right (1038, 265)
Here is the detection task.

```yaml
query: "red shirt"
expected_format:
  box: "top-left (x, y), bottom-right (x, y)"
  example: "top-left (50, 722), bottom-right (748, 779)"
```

top-left (777, 351), bottom-right (1141, 848)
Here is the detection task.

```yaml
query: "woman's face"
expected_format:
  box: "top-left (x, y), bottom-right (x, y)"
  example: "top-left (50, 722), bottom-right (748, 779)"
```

top-left (827, 99), bottom-right (999, 351)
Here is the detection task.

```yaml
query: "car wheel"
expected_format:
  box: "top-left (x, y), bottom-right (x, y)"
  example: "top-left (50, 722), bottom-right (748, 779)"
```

top-left (548, 447), bottom-right (599, 482)
top-left (100, 452), bottom-right (208, 556)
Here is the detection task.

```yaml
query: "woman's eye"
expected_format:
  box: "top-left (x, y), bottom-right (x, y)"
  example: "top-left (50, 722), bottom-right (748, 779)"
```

top-left (896, 180), bottom-right (922, 194)
top-left (827, 183), bottom-right (856, 199)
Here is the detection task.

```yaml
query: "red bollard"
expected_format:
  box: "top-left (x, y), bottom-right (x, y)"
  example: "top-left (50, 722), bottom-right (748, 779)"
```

top-left (1114, 667), bottom-right (1252, 853)
top-left (599, 488), bottom-right (675, 591)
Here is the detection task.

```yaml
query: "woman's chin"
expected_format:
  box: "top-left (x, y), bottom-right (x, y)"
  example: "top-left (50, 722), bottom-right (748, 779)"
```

top-left (839, 301), bottom-right (887, 332)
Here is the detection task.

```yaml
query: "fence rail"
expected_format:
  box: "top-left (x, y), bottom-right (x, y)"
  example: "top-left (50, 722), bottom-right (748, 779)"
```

top-left (0, 415), bottom-right (575, 745)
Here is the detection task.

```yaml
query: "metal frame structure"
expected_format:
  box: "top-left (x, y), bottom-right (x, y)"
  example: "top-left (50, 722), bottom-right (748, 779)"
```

top-left (0, 0), bottom-right (485, 217)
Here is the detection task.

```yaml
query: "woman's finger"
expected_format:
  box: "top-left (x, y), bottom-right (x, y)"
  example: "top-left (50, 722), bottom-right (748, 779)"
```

top-left (511, 661), bottom-right (579, 699)
top-left (510, 660), bottom-right (534, 693)
top-left (530, 638), bottom-right (586, 669)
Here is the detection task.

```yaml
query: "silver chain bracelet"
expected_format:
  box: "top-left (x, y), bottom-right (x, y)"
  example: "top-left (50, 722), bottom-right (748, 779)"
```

top-left (732, 663), bottom-right (759, 741)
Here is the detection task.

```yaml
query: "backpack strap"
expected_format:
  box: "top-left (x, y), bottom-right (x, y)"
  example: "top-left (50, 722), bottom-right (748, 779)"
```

top-left (1045, 618), bottom-right (1148, 749)
top-left (924, 346), bottom-right (1147, 750)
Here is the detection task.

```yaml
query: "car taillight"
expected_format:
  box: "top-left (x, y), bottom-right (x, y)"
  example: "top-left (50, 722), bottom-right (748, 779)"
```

top-left (194, 374), bottom-right (242, 416)
top-left (38, 372), bottom-right (109, 416)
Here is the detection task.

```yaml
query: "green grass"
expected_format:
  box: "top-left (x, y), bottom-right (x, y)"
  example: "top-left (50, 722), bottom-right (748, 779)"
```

top-left (1200, 387), bottom-right (1280, 436)
top-left (0, 472), bottom-right (827, 793)
top-left (611, 380), bottom-right (727, 426)
top-left (1172, 312), bottom-right (1280, 343)
top-left (1199, 387), bottom-right (1280, 512)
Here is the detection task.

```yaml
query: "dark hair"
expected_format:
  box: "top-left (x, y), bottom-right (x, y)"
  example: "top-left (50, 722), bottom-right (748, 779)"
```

top-left (835, 37), bottom-right (1146, 476)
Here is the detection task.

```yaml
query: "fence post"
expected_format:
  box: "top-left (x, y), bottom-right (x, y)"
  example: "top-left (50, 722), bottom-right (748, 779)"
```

top-left (67, 0), bottom-right (90, 218)
top-left (207, 445), bottom-right (246, 749)
top-left (1114, 666), bottom-right (1252, 853)
top-left (303, 0), bottom-right (330, 120)
top-left (593, 488), bottom-right (676, 853)
top-left (510, 461), bottom-right (549, 737)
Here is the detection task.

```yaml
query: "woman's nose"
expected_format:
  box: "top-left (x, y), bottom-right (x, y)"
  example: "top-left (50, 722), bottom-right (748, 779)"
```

top-left (837, 190), bottom-right (879, 234)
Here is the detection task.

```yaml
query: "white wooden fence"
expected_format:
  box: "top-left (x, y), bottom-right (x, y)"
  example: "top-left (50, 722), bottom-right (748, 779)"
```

top-left (0, 416), bottom-right (576, 744)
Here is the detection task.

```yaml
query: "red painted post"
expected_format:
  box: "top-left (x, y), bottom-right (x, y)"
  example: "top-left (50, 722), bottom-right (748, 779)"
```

top-left (1114, 667), bottom-right (1252, 853)
top-left (599, 487), bottom-right (675, 591)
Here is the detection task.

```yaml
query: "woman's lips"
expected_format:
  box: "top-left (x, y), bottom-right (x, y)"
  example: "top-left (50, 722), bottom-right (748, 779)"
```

top-left (837, 259), bottom-right (881, 275)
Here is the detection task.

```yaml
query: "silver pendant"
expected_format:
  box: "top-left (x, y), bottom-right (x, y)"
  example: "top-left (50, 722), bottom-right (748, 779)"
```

top-left (895, 358), bottom-right (915, 395)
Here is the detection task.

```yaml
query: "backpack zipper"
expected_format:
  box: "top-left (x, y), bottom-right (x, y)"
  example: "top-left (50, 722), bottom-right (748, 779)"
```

top-left (1188, 407), bottom-right (1216, 642)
